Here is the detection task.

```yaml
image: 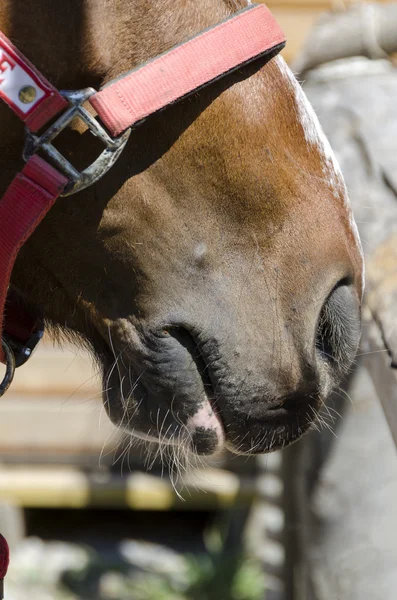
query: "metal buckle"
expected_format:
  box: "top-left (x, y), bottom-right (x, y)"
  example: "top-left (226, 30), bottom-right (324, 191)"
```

top-left (4, 328), bottom-right (44, 368)
top-left (23, 88), bottom-right (130, 196)
top-left (0, 339), bottom-right (16, 398)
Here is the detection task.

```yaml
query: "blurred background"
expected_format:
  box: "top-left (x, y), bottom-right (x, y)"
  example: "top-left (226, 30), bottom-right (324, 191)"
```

top-left (1, 1), bottom-right (397, 599)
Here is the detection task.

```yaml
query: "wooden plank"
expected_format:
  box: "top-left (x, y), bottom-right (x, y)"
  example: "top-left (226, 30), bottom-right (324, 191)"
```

top-left (271, 8), bottom-right (322, 62)
top-left (362, 233), bottom-right (397, 448)
top-left (293, 3), bottom-right (397, 73)
top-left (0, 340), bottom-right (111, 461)
top-left (0, 395), bottom-right (118, 455)
top-left (263, 0), bottom-right (397, 63)
top-left (362, 308), bottom-right (397, 449)
top-left (9, 340), bottom-right (100, 397)
top-left (365, 233), bottom-right (397, 368)
top-left (0, 466), bottom-right (255, 510)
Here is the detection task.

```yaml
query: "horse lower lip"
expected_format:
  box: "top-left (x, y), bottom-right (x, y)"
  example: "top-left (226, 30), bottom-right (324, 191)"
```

top-left (226, 414), bottom-right (313, 455)
top-left (101, 332), bottom-right (228, 455)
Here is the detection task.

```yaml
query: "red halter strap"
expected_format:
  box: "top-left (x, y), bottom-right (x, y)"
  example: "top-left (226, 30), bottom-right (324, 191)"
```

top-left (0, 533), bottom-right (9, 600)
top-left (0, 4), bottom-right (285, 369)
top-left (90, 5), bottom-right (286, 136)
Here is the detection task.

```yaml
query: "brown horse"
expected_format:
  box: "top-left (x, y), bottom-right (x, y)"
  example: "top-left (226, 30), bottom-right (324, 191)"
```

top-left (0, 0), bottom-right (363, 457)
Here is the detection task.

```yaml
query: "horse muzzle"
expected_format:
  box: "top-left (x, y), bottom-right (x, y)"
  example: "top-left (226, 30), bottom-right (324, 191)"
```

top-left (102, 280), bottom-right (360, 456)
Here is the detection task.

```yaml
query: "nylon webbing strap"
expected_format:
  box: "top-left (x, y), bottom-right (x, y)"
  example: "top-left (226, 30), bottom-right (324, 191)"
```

top-left (91, 4), bottom-right (285, 136)
top-left (0, 156), bottom-right (67, 363)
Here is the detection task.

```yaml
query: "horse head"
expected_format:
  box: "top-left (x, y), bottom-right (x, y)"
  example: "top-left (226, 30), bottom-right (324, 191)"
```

top-left (0, 0), bottom-right (363, 456)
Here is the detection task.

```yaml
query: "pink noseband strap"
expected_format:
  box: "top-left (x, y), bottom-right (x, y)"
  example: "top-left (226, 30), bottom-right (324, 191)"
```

top-left (91, 4), bottom-right (285, 136)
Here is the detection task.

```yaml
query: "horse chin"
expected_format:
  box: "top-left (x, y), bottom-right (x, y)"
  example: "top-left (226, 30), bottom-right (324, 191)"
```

top-left (101, 350), bottom-right (226, 457)
top-left (225, 414), bottom-right (316, 455)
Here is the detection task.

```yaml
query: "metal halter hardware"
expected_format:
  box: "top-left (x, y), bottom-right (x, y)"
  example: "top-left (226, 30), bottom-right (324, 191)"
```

top-left (4, 327), bottom-right (44, 368)
top-left (23, 88), bottom-right (131, 196)
top-left (0, 326), bottom-right (43, 396)
top-left (0, 339), bottom-right (16, 398)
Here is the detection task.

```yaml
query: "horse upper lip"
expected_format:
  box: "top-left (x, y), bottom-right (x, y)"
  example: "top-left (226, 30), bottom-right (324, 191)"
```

top-left (101, 324), bottom-right (228, 454)
top-left (100, 320), bottom-right (326, 455)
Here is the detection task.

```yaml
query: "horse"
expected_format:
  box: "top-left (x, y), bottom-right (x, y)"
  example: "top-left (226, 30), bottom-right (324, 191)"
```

top-left (0, 0), bottom-right (363, 459)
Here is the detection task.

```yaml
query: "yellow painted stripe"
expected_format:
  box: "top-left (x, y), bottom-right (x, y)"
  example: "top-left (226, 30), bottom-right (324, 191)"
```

top-left (0, 468), bottom-right (255, 510)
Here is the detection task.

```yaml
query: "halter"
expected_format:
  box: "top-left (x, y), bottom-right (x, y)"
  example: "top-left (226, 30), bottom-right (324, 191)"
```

top-left (0, 4), bottom-right (285, 395)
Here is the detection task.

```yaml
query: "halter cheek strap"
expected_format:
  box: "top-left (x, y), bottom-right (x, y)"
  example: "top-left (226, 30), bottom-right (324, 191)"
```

top-left (0, 3), bottom-right (285, 375)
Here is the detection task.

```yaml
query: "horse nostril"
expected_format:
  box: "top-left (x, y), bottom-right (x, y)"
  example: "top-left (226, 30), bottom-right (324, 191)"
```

top-left (315, 278), bottom-right (361, 376)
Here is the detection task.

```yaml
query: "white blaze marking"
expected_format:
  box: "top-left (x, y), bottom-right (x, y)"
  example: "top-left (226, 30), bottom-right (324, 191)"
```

top-left (275, 56), bottom-right (364, 282)
top-left (276, 56), bottom-right (344, 193)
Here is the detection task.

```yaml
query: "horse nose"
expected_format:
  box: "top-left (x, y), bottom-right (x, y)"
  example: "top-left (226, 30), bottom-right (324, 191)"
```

top-left (189, 277), bottom-right (361, 452)
top-left (265, 278), bottom-right (361, 409)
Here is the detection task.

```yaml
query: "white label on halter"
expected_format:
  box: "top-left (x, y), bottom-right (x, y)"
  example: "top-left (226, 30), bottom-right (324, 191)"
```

top-left (0, 49), bottom-right (45, 114)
